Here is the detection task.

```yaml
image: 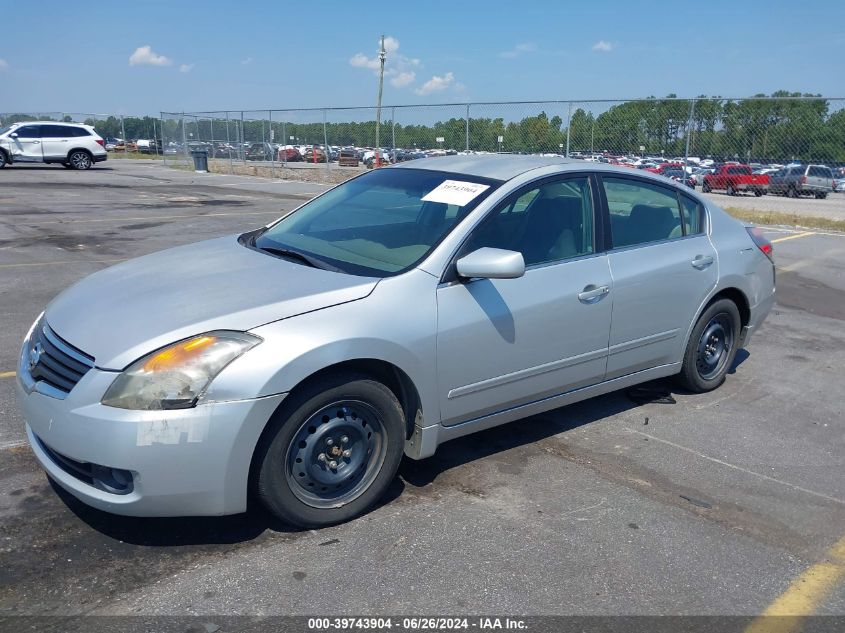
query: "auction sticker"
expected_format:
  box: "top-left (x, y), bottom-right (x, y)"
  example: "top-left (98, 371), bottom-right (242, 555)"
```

top-left (422, 180), bottom-right (490, 207)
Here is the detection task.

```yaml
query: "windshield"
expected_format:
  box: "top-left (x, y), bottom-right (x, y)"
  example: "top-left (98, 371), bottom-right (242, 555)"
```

top-left (253, 168), bottom-right (501, 277)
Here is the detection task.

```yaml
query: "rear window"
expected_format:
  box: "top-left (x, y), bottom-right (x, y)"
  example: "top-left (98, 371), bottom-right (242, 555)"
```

top-left (808, 166), bottom-right (831, 178)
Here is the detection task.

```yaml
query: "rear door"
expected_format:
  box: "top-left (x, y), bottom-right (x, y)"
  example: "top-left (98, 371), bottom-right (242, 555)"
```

top-left (40, 124), bottom-right (76, 161)
top-left (600, 175), bottom-right (717, 379)
top-left (8, 125), bottom-right (43, 162)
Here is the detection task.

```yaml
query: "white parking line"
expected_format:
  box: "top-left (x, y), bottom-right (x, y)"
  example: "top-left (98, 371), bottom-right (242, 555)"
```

top-left (626, 428), bottom-right (845, 507)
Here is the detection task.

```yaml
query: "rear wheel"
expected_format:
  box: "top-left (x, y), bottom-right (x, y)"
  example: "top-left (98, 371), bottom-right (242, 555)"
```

top-left (68, 150), bottom-right (92, 170)
top-left (726, 183), bottom-right (736, 196)
top-left (255, 372), bottom-right (406, 528)
top-left (754, 189), bottom-right (763, 197)
top-left (787, 186), bottom-right (798, 198)
top-left (815, 192), bottom-right (827, 199)
top-left (677, 299), bottom-right (741, 393)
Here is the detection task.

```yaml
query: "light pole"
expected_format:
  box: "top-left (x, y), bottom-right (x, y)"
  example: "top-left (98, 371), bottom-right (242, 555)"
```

top-left (374, 35), bottom-right (386, 168)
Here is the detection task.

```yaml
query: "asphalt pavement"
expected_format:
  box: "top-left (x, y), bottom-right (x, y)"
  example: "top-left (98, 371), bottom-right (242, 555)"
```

top-left (0, 160), bottom-right (843, 618)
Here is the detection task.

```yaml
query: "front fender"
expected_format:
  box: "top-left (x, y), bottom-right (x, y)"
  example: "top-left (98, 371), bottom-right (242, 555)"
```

top-left (205, 268), bottom-right (441, 427)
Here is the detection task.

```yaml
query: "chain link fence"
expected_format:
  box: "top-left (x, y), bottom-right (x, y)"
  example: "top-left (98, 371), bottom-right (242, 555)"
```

top-left (6, 96), bottom-right (844, 181)
top-left (159, 96), bottom-right (845, 184)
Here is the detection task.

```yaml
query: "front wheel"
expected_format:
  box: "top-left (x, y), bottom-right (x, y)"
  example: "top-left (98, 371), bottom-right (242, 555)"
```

top-left (68, 150), bottom-right (92, 170)
top-left (0, 151), bottom-right (7, 168)
top-left (677, 299), bottom-right (741, 393)
top-left (701, 181), bottom-right (711, 193)
top-left (255, 373), bottom-right (406, 528)
top-left (726, 183), bottom-right (736, 196)
top-left (815, 192), bottom-right (827, 199)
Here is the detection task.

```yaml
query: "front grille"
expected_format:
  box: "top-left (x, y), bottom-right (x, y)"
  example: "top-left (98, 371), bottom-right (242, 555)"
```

top-left (28, 322), bottom-right (95, 395)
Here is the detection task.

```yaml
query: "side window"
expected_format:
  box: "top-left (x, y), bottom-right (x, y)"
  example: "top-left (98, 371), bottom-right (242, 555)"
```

top-left (15, 125), bottom-right (41, 138)
top-left (465, 177), bottom-right (594, 267)
top-left (40, 125), bottom-right (66, 138)
top-left (68, 126), bottom-right (90, 137)
top-left (679, 194), bottom-right (705, 235)
top-left (603, 177), bottom-right (682, 248)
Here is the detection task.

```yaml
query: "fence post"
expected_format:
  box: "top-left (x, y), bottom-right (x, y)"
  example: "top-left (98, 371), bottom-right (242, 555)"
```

top-left (565, 102), bottom-right (572, 158)
top-left (270, 110), bottom-right (275, 179)
top-left (225, 111), bottom-right (233, 174)
top-left (465, 103), bottom-right (470, 152)
top-left (159, 113), bottom-right (166, 165)
top-left (323, 109), bottom-right (330, 175)
top-left (684, 99), bottom-right (696, 164)
top-left (282, 119), bottom-right (286, 166)
top-left (240, 111), bottom-right (245, 162)
top-left (120, 115), bottom-right (127, 155)
top-left (392, 106), bottom-right (396, 149)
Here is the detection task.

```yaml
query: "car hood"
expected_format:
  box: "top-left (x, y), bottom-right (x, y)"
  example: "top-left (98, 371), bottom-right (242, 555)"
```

top-left (44, 235), bottom-right (378, 370)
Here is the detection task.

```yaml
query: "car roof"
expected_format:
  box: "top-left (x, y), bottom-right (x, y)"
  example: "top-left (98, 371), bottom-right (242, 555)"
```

top-left (390, 154), bottom-right (582, 181)
top-left (389, 153), bottom-right (694, 186)
top-left (12, 120), bottom-right (90, 127)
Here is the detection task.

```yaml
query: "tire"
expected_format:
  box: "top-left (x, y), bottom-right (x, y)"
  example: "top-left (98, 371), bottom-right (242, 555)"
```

top-left (726, 183), bottom-right (735, 196)
top-left (815, 192), bottom-right (827, 199)
top-left (754, 189), bottom-right (763, 197)
top-left (68, 150), bottom-right (92, 170)
top-left (255, 372), bottom-right (405, 528)
top-left (677, 299), bottom-right (741, 393)
top-left (701, 181), bottom-right (711, 193)
top-left (787, 186), bottom-right (798, 198)
top-left (0, 151), bottom-right (7, 168)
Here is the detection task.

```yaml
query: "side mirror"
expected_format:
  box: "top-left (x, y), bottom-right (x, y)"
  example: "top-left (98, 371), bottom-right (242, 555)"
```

top-left (9, 132), bottom-right (18, 138)
top-left (456, 248), bottom-right (525, 280)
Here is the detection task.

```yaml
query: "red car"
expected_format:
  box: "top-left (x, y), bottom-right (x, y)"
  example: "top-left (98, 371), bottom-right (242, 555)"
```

top-left (702, 164), bottom-right (769, 197)
top-left (644, 162), bottom-right (684, 175)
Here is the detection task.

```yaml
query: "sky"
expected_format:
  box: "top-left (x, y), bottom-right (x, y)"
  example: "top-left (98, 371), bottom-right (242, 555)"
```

top-left (1, 0), bottom-right (843, 116)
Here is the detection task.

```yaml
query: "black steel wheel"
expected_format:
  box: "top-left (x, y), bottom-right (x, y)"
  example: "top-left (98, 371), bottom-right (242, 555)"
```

top-left (254, 372), bottom-right (405, 528)
top-left (285, 400), bottom-right (387, 509)
top-left (677, 298), bottom-right (741, 393)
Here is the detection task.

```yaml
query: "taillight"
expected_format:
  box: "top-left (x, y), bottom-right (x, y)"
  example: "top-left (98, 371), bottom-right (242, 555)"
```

top-left (801, 175), bottom-right (807, 184)
top-left (746, 227), bottom-right (773, 261)
top-left (95, 139), bottom-right (105, 147)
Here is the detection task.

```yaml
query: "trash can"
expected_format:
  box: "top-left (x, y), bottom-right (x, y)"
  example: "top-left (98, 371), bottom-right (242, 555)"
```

top-left (190, 149), bottom-right (209, 173)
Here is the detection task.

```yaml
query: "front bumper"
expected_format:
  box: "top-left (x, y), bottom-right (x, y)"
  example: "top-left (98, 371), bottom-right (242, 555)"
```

top-left (17, 370), bottom-right (285, 516)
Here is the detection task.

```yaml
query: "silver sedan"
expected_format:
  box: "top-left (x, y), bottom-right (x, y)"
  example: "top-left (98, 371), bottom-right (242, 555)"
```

top-left (16, 155), bottom-right (775, 527)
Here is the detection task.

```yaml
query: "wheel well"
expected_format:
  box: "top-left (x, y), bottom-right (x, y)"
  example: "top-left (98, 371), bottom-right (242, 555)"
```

top-left (279, 359), bottom-right (422, 440)
top-left (67, 148), bottom-right (92, 159)
top-left (708, 288), bottom-right (750, 328)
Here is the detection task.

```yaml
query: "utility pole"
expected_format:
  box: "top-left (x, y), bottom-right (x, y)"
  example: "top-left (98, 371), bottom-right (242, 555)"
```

top-left (375, 35), bottom-right (386, 168)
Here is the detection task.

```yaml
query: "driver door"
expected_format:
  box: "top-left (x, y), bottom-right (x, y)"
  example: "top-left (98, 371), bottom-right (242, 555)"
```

top-left (435, 175), bottom-right (613, 426)
top-left (8, 125), bottom-right (43, 162)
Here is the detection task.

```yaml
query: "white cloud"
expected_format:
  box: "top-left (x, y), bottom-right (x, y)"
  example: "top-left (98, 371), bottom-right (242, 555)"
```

top-left (179, 63), bottom-right (194, 73)
top-left (129, 45), bottom-right (172, 66)
top-left (499, 42), bottom-right (537, 59)
top-left (415, 72), bottom-right (454, 95)
top-left (349, 52), bottom-right (381, 70)
top-left (390, 71), bottom-right (416, 87)
top-left (592, 40), bottom-right (614, 52)
top-left (241, 57), bottom-right (253, 65)
top-left (349, 36), bottom-right (424, 89)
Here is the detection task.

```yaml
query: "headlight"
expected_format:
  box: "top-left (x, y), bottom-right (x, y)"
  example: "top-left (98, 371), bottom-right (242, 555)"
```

top-left (101, 331), bottom-right (261, 410)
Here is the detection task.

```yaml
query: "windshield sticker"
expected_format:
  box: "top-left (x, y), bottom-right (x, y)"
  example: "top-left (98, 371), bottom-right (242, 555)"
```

top-left (422, 180), bottom-right (490, 207)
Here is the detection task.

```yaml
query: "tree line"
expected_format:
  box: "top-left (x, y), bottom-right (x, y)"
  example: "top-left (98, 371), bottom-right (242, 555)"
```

top-left (4, 92), bottom-right (843, 162)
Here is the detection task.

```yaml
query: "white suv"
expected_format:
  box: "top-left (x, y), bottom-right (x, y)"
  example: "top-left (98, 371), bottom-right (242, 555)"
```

top-left (0, 121), bottom-right (107, 170)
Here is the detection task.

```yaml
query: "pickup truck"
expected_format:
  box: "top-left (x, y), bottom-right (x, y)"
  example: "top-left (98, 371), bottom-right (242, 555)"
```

top-left (702, 164), bottom-right (769, 196)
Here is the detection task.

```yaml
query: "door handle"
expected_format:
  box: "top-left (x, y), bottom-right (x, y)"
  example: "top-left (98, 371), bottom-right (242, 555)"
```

top-left (31, 141), bottom-right (40, 144)
top-left (578, 284), bottom-right (610, 304)
top-left (691, 255), bottom-right (714, 269)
